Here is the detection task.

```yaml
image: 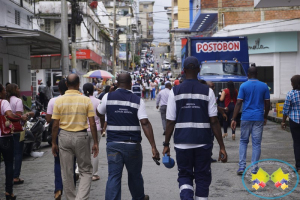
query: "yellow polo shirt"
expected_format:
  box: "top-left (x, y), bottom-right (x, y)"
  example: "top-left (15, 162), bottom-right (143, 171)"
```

top-left (52, 90), bottom-right (95, 132)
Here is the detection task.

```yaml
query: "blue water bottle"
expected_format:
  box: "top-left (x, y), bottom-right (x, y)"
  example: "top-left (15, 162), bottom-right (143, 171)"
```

top-left (162, 154), bottom-right (175, 168)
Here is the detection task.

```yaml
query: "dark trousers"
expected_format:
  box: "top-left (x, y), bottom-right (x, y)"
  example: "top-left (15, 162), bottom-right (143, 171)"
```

top-left (160, 105), bottom-right (167, 132)
top-left (223, 102), bottom-right (235, 134)
top-left (0, 136), bottom-right (14, 194)
top-left (175, 146), bottom-right (212, 199)
top-left (13, 133), bottom-right (24, 179)
top-left (290, 119), bottom-right (300, 170)
top-left (54, 130), bottom-right (76, 193)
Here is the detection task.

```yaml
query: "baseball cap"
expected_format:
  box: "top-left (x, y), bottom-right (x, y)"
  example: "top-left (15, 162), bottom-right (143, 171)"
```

top-left (183, 56), bottom-right (199, 69)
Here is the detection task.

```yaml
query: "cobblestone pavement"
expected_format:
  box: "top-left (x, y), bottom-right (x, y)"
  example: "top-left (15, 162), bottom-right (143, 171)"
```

top-left (0, 100), bottom-right (299, 200)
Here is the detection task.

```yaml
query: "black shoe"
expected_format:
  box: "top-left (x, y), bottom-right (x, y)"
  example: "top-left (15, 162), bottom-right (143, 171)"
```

top-left (163, 132), bottom-right (165, 135)
top-left (211, 158), bottom-right (217, 163)
top-left (144, 195), bottom-right (149, 200)
top-left (6, 194), bottom-right (16, 200)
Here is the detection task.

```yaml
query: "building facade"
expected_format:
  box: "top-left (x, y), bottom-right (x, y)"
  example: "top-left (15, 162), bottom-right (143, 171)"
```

top-left (139, 1), bottom-right (154, 46)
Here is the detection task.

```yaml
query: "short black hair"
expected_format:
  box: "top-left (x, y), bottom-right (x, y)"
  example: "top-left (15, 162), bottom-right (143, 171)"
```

top-left (58, 79), bottom-right (68, 95)
top-left (291, 75), bottom-right (300, 90)
top-left (67, 74), bottom-right (80, 87)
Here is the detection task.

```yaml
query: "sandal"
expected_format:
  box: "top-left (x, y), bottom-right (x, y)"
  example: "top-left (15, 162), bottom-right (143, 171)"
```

top-left (13, 178), bottom-right (24, 185)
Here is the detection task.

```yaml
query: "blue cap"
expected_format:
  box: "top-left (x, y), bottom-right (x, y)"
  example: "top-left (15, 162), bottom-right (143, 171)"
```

top-left (184, 56), bottom-right (199, 69)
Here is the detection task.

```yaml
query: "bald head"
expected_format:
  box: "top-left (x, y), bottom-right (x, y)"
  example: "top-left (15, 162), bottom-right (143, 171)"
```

top-left (66, 74), bottom-right (80, 89)
top-left (117, 73), bottom-right (132, 89)
top-left (248, 67), bottom-right (257, 78)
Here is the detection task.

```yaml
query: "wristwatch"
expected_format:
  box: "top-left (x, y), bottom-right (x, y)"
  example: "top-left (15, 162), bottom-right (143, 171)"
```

top-left (163, 142), bottom-right (170, 147)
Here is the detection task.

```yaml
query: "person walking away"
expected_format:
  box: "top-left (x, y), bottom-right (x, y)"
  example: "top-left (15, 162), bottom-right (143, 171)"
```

top-left (132, 79), bottom-right (143, 97)
top-left (43, 81), bottom-right (53, 109)
top-left (6, 84), bottom-right (30, 185)
top-left (281, 75), bottom-right (300, 175)
top-left (220, 81), bottom-right (238, 140)
top-left (97, 73), bottom-right (160, 200)
top-left (163, 57), bottom-right (227, 200)
top-left (98, 86), bottom-right (111, 100)
top-left (156, 82), bottom-right (172, 135)
top-left (0, 84), bottom-right (28, 200)
top-left (144, 79), bottom-right (150, 100)
top-left (51, 74), bottom-right (99, 200)
top-left (150, 80), bottom-right (156, 100)
top-left (83, 83), bottom-right (102, 181)
top-left (174, 78), bottom-right (180, 86)
top-left (231, 67), bottom-right (270, 175)
top-left (46, 79), bottom-right (77, 200)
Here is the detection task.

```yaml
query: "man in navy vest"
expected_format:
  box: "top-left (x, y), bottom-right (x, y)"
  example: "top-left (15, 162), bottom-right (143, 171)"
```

top-left (162, 56), bottom-right (228, 200)
top-left (132, 79), bottom-right (143, 97)
top-left (97, 73), bottom-right (160, 200)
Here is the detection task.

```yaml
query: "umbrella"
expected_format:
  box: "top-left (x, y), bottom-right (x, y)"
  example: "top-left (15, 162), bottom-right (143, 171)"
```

top-left (83, 70), bottom-right (114, 79)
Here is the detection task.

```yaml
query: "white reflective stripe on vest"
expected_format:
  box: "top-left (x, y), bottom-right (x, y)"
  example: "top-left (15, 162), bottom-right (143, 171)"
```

top-left (179, 184), bottom-right (194, 193)
top-left (107, 126), bottom-right (141, 131)
top-left (195, 197), bottom-right (208, 200)
top-left (175, 122), bottom-right (210, 129)
top-left (174, 93), bottom-right (209, 101)
top-left (106, 100), bottom-right (140, 109)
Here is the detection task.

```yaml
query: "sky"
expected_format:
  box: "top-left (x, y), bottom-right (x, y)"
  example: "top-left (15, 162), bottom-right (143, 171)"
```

top-left (140, 0), bottom-right (171, 45)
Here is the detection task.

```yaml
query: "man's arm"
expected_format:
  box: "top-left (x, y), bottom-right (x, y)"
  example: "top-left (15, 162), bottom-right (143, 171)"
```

top-left (264, 100), bottom-right (270, 125)
top-left (96, 109), bottom-right (105, 132)
top-left (162, 119), bottom-right (176, 156)
top-left (51, 119), bottom-right (60, 157)
top-left (217, 106), bottom-right (227, 121)
top-left (231, 99), bottom-right (243, 130)
top-left (140, 118), bottom-right (159, 160)
top-left (210, 116), bottom-right (227, 162)
top-left (156, 92), bottom-right (161, 109)
top-left (88, 117), bottom-right (99, 158)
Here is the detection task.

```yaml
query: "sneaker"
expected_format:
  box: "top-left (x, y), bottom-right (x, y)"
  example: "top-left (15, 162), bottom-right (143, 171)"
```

top-left (237, 168), bottom-right (245, 175)
top-left (251, 166), bottom-right (259, 174)
top-left (144, 195), bottom-right (149, 200)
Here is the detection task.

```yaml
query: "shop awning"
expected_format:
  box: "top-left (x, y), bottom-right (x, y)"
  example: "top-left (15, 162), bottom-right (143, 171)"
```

top-left (254, 0), bottom-right (300, 8)
top-left (0, 26), bottom-right (61, 55)
top-left (190, 10), bottom-right (218, 32)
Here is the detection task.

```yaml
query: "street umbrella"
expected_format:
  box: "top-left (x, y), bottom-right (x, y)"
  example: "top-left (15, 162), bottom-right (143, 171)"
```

top-left (83, 70), bottom-right (114, 79)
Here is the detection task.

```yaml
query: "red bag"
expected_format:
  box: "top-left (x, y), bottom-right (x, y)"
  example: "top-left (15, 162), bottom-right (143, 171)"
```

top-left (0, 100), bottom-right (12, 135)
top-left (7, 114), bottom-right (23, 133)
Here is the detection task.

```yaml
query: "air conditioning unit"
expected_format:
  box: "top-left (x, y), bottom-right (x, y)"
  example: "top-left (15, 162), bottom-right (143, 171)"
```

top-left (40, 19), bottom-right (45, 26)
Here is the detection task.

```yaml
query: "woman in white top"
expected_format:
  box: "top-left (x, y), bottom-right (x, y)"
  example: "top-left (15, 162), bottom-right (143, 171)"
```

top-left (83, 83), bottom-right (101, 181)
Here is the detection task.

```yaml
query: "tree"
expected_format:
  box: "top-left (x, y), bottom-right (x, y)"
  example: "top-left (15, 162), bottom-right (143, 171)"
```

top-left (134, 55), bottom-right (140, 65)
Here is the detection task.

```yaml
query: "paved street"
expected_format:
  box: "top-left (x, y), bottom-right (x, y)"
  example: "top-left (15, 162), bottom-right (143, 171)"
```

top-left (0, 100), bottom-right (299, 200)
top-left (152, 46), bottom-right (169, 73)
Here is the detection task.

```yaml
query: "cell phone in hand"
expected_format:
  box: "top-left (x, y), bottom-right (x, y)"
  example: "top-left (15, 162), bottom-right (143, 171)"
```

top-left (153, 157), bottom-right (160, 165)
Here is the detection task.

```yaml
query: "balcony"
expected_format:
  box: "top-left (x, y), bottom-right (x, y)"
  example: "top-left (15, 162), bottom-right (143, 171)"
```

top-left (173, 20), bottom-right (178, 29)
top-left (10, 0), bottom-right (34, 13)
top-left (173, 6), bottom-right (178, 14)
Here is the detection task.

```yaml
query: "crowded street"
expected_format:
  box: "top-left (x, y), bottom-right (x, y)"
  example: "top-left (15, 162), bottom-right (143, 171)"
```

top-left (0, 99), bottom-right (298, 200)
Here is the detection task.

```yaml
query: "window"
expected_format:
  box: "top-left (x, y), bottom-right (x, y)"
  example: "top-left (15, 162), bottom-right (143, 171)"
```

top-left (148, 30), bottom-right (153, 35)
top-left (148, 21), bottom-right (153, 26)
top-left (143, 4), bottom-right (148, 8)
top-left (148, 13), bottom-right (153, 18)
top-left (15, 10), bottom-right (20, 25)
top-left (45, 19), bottom-right (51, 33)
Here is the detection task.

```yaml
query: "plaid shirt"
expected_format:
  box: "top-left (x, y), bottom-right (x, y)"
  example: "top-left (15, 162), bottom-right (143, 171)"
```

top-left (283, 90), bottom-right (300, 123)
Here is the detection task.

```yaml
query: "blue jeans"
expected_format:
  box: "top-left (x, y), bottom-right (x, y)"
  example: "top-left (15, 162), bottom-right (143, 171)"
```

top-left (151, 88), bottom-right (155, 99)
top-left (239, 121), bottom-right (264, 169)
top-left (54, 130), bottom-right (76, 193)
top-left (0, 136), bottom-right (14, 194)
top-left (13, 133), bottom-right (24, 178)
top-left (175, 146), bottom-right (212, 199)
top-left (106, 142), bottom-right (145, 200)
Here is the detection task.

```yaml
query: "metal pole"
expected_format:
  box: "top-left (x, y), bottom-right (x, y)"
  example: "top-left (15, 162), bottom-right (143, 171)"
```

top-left (71, 0), bottom-right (77, 72)
top-left (126, 18), bottom-right (128, 71)
top-left (112, 0), bottom-right (117, 77)
top-left (61, 0), bottom-right (69, 77)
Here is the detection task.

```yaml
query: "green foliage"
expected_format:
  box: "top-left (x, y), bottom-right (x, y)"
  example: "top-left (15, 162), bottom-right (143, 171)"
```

top-left (134, 55), bottom-right (140, 65)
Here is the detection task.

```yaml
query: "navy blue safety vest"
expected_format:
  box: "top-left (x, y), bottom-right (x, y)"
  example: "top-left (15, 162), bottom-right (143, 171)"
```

top-left (132, 83), bottom-right (141, 97)
top-left (106, 89), bottom-right (142, 142)
top-left (172, 79), bottom-right (212, 144)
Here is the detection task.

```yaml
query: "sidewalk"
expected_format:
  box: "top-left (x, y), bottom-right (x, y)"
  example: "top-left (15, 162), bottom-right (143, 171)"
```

top-left (0, 100), bottom-right (298, 199)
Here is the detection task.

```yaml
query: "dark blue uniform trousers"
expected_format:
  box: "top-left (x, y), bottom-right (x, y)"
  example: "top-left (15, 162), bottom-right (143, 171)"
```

top-left (175, 146), bottom-right (212, 200)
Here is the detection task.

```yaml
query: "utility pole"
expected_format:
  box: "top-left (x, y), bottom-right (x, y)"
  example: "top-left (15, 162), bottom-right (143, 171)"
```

top-left (126, 17), bottom-right (128, 71)
top-left (61, 0), bottom-right (69, 77)
top-left (112, 0), bottom-right (117, 77)
top-left (71, 0), bottom-right (77, 72)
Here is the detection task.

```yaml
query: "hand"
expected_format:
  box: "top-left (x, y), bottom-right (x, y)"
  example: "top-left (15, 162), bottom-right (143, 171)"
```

top-left (92, 143), bottom-right (99, 158)
top-left (224, 107), bottom-right (228, 112)
top-left (21, 114), bottom-right (28, 121)
top-left (152, 147), bottom-right (160, 160)
top-left (222, 113), bottom-right (228, 121)
top-left (281, 122), bottom-right (286, 129)
top-left (52, 143), bottom-right (59, 157)
top-left (162, 146), bottom-right (170, 156)
top-left (156, 106), bottom-right (159, 109)
top-left (231, 120), bottom-right (237, 131)
top-left (264, 118), bottom-right (268, 126)
top-left (218, 148), bottom-right (227, 163)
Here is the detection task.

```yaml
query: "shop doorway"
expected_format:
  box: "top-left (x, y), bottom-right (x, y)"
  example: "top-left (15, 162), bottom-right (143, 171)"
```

top-left (9, 64), bottom-right (19, 85)
top-left (257, 66), bottom-right (274, 94)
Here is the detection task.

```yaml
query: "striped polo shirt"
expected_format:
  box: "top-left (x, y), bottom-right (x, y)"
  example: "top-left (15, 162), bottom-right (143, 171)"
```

top-left (52, 90), bottom-right (95, 132)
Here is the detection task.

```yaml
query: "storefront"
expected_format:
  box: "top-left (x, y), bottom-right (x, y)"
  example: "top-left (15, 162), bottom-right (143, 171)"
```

top-left (214, 19), bottom-right (300, 99)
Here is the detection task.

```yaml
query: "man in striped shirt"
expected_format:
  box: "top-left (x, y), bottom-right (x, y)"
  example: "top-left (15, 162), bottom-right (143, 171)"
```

top-left (52, 74), bottom-right (99, 200)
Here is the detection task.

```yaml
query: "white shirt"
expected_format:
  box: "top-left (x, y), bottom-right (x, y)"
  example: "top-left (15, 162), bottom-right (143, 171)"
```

top-left (166, 88), bottom-right (217, 149)
top-left (156, 88), bottom-right (170, 107)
